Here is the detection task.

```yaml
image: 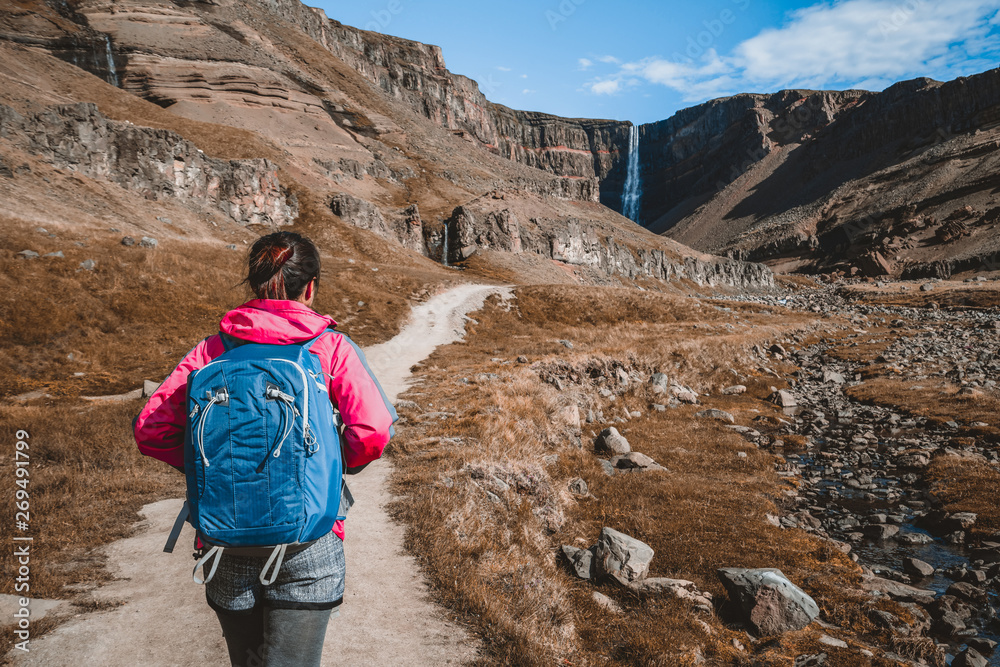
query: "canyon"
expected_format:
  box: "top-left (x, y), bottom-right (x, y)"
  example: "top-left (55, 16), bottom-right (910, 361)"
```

top-left (0, 0), bottom-right (777, 291)
top-left (6, 0), bottom-right (1000, 284)
top-left (4, 1), bottom-right (1000, 665)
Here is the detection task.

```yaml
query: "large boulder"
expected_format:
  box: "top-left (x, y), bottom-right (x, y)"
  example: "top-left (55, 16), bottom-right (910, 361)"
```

top-left (717, 568), bottom-right (819, 635)
top-left (696, 408), bottom-right (735, 424)
top-left (553, 405), bottom-right (582, 433)
top-left (857, 250), bottom-right (893, 277)
top-left (860, 576), bottom-right (935, 603)
top-left (594, 527), bottom-right (654, 586)
top-left (953, 648), bottom-right (988, 667)
top-left (594, 427), bottom-right (630, 455)
top-left (902, 557), bottom-right (934, 578)
top-left (769, 390), bottom-right (798, 408)
top-left (611, 452), bottom-right (668, 472)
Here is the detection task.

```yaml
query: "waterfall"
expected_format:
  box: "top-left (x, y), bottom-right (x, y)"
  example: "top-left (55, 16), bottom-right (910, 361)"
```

top-left (441, 226), bottom-right (449, 266)
top-left (104, 36), bottom-right (119, 87)
top-left (621, 124), bottom-right (642, 222)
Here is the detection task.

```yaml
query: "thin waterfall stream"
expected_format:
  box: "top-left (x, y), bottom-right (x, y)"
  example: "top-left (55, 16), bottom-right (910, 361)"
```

top-left (104, 36), bottom-right (118, 87)
top-left (622, 124), bottom-right (642, 222)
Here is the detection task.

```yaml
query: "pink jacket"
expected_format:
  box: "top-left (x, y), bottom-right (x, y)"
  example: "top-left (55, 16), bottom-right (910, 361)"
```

top-left (133, 299), bottom-right (397, 539)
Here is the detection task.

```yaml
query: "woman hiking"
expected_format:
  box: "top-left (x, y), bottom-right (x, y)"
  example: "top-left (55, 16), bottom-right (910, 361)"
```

top-left (133, 231), bottom-right (396, 667)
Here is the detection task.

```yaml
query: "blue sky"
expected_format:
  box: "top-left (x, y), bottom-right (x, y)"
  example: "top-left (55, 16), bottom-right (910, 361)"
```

top-left (312, 0), bottom-right (1000, 125)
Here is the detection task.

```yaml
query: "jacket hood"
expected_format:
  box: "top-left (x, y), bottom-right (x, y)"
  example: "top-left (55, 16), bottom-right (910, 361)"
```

top-left (219, 299), bottom-right (337, 344)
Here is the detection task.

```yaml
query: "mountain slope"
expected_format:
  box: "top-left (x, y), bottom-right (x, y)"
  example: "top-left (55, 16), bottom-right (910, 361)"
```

top-left (0, 0), bottom-right (771, 290)
top-left (629, 73), bottom-right (1000, 278)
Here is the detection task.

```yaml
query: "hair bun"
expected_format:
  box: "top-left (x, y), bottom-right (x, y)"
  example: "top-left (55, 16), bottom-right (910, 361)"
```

top-left (245, 232), bottom-right (320, 301)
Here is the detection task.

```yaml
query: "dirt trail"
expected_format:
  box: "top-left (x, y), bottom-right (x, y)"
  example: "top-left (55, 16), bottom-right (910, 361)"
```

top-left (12, 283), bottom-right (510, 667)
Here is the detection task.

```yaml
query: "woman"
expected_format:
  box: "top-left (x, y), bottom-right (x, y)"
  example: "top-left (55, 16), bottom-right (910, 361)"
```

top-left (134, 231), bottom-right (396, 667)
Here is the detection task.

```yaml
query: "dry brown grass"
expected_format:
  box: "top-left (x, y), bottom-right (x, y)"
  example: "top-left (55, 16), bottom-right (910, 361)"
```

top-left (845, 378), bottom-right (1000, 438)
top-left (0, 220), bottom-right (450, 400)
top-left (386, 285), bottom-right (914, 666)
top-left (0, 209), bottom-right (453, 658)
top-left (926, 455), bottom-right (1000, 535)
top-left (838, 282), bottom-right (1000, 309)
top-left (0, 401), bottom-right (183, 657)
top-left (0, 401), bottom-right (181, 648)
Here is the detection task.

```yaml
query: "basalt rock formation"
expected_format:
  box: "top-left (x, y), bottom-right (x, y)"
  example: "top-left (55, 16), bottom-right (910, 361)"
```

top-left (440, 199), bottom-right (774, 289)
top-left (0, 0), bottom-right (776, 292)
top-left (0, 102), bottom-right (297, 226)
top-left (270, 6), bottom-right (632, 205)
top-left (6, 0), bottom-right (1000, 281)
top-left (250, 0), bottom-right (1000, 279)
top-left (628, 72), bottom-right (1000, 278)
top-left (631, 89), bottom-right (868, 230)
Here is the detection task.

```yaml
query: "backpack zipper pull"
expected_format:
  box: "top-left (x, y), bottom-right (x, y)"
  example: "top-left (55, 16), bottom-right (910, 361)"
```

top-left (271, 399), bottom-right (297, 459)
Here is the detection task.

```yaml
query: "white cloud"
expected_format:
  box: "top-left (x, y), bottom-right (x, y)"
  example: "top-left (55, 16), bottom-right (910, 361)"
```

top-left (496, 66), bottom-right (512, 72)
top-left (597, 55), bottom-right (621, 64)
top-left (584, 0), bottom-right (1000, 102)
top-left (590, 79), bottom-right (621, 95)
top-left (735, 0), bottom-right (1000, 88)
top-left (521, 74), bottom-right (528, 79)
top-left (578, 58), bottom-right (593, 70)
top-left (522, 88), bottom-right (536, 94)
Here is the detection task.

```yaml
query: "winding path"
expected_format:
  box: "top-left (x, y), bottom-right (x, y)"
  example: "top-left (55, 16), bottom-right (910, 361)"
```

top-left (12, 284), bottom-right (509, 666)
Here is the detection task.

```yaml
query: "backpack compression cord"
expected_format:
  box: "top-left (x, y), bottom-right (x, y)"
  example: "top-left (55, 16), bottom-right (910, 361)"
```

top-left (171, 331), bottom-right (344, 585)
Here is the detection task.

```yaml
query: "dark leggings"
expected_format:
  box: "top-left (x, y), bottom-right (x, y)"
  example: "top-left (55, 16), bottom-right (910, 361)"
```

top-left (214, 606), bottom-right (332, 667)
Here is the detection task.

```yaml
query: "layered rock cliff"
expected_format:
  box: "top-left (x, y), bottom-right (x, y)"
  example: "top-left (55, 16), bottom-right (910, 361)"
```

top-left (0, 103), bottom-right (297, 226)
top-left (444, 203), bottom-right (773, 287)
top-left (641, 69), bottom-right (1000, 277)
top-left (224, 0), bottom-right (633, 207)
top-left (330, 187), bottom-right (773, 289)
top-left (8, 0), bottom-right (1000, 282)
top-left (0, 0), bottom-right (778, 291)
top-left (632, 89), bottom-right (868, 229)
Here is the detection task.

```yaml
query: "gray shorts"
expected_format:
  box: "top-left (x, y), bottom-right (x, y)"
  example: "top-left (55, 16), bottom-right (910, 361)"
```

top-left (205, 531), bottom-right (346, 614)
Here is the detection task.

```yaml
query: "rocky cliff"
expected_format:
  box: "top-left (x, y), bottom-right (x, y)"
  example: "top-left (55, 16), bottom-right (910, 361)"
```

top-left (330, 187), bottom-right (773, 289)
top-left (632, 89), bottom-right (868, 229)
top-left (8, 0), bottom-right (1000, 282)
top-left (641, 69), bottom-right (1000, 278)
top-left (226, 0), bottom-right (633, 208)
top-left (445, 204), bottom-right (773, 287)
top-left (0, 0), bottom-right (778, 291)
top-left (0, 103), bottom-right (297, 226)
top-left (223, 1), bottom-right (1000, 281)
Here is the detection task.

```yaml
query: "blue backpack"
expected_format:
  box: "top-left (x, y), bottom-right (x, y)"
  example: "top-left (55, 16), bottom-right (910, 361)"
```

top-left (164, 331), bottom-right (345, 586)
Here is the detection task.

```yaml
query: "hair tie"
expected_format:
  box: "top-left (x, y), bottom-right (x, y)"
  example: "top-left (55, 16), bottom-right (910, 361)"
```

top-left (274, 246), bottom-right (293, 267)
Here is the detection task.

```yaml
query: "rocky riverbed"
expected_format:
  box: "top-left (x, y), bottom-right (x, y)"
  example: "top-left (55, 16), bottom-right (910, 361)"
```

top-left (732, 285), bottom-right (1000, 666)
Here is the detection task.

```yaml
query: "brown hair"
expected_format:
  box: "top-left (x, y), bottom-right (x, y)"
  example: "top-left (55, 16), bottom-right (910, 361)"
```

top-left (244, 231), bottom-right (321, 300)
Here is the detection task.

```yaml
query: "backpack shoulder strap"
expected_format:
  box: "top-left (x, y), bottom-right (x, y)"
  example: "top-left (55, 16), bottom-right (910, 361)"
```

top-left (219, 332), bottom-right (251, 352)
top-left (301, 327), bottom-right (337, 352)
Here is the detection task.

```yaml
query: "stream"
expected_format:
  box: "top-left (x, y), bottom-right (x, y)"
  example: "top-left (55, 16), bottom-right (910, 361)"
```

top-left (734, 287), bottom-right (1000, 664)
